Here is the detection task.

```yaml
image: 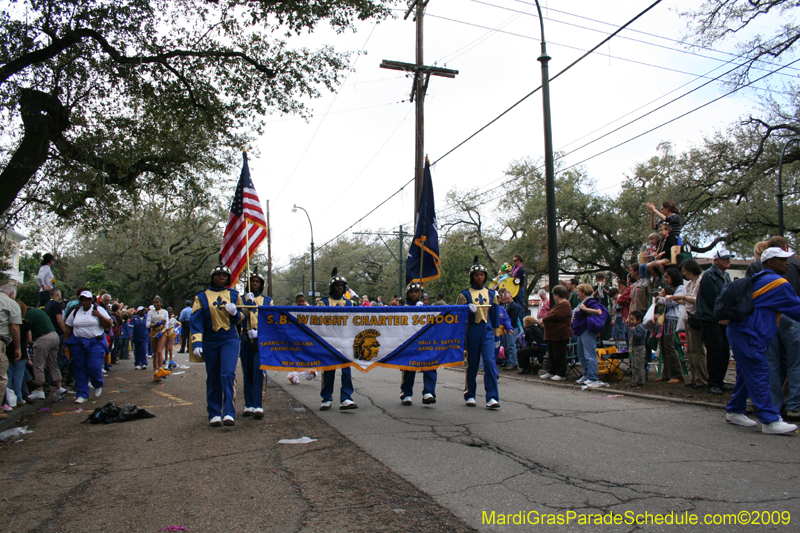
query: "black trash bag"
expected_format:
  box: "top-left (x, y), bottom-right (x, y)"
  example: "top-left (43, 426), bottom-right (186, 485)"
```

top-left (83, 402), bottom-right (156, 424)
top-left (85, 402), bottom-right (121, 424)
top-left (117, 403), bottom-right (157, 422)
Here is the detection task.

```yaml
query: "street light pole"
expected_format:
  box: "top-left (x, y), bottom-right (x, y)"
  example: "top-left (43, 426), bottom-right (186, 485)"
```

top-left (292, 204), bottom-right (315, 299)
top-left (534, 0), bottom-right (559, 299)
top-left (777, 138), bottom-right (799, 237)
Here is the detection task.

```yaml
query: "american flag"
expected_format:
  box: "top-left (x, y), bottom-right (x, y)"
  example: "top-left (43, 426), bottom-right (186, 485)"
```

top-left (221, 152), bottom-right (267, 282)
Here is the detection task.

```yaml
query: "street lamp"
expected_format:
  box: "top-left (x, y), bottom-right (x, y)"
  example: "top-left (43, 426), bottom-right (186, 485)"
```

top-left (292, 204), bottom-right (315, 299)
top-left (777, 138), bottom-right (799, 237)
top-left (533, 0), bottom-right (559, 299)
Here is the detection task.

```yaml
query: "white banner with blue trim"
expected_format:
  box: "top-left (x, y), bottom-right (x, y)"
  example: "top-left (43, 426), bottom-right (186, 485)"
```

top-left (258, 305), bottom-right (468, 372)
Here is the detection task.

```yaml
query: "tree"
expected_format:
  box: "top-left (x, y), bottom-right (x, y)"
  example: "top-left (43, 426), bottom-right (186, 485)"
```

top-left (0, 0), bottom-right (395, 222)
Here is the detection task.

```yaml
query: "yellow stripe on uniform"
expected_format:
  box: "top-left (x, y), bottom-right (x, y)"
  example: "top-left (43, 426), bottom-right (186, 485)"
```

top-left (753, 278), bottom-right (788, 299)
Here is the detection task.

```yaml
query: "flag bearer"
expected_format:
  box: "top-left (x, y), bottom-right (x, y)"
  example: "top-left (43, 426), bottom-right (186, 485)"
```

top-left (400, 282), bottom-right (437, 406)
top-left (241, 270), bottom-right (272, 419)
top-left (456, 257), bottom-right (501, 409)
top-left (192, 263), bottom-right (245, 427)
top-left (318, 268), bottom-right (357, 411)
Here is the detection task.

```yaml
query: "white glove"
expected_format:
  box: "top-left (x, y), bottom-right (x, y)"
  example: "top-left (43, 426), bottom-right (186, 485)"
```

top-left (248, 329), bottom-right (258, 339)
top-left (193, 347), bottom-right (203, 357)
top-left (245, 292), bottom-right (255, 302)
top-left (225, 302), bottom-right (238, 316)
top-left (416, 301), bottom-right (424, 306)
top-left (514, 278), bottom-right (520, 285)
top-left (469, 303), bottom-right (478, 313)
top-left (495, 340), bottom-right (501, 348)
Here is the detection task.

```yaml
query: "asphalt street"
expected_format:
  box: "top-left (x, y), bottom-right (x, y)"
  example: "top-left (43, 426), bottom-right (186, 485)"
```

top-left (274, 366), bottom-right (800, 532)
top-left (0, 353), bottom-right (475, 533)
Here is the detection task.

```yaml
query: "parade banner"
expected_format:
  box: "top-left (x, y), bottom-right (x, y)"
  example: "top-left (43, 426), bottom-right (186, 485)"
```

top-left (258, 305), bottom-right (468, 372)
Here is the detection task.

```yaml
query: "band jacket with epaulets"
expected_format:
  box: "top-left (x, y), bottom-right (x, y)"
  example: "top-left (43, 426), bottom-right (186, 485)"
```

top-left (729, 268), bottom-right (800, 349)
top-left (244, 292), bottom-right (273, 331)
top-left (190, 286), bottom-right (245, 349)
top-left (318, 296), bottom-right (354, 307)
top-left (456, 285), bottom-right (501, 335)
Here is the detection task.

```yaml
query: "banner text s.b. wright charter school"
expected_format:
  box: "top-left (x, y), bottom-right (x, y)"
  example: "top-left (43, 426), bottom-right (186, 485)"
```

top-left (257, 306), bottom-right (469, 372)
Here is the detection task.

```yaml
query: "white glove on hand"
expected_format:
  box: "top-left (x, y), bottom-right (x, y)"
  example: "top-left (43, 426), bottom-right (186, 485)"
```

top-left (416, 301), bottom-right (424, 306)
top-left (193, 347), bottom-right (203, 357)
top-left (245, 292), bottom-right (255, 302)
top-left (248, 329), bottom-right (258, 339)
top-left (514, 278), bottom-right (520, 285)
top-left (495, 340), bottom-right (501, 349)
top-left (225, 302), bottom-right (238, 316)
top-left (468, 303), bottom-right (478, 313)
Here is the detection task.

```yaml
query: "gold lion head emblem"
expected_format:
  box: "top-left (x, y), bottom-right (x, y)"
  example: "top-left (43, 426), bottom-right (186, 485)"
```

top-left (353, 329), bottom-right (381, 361)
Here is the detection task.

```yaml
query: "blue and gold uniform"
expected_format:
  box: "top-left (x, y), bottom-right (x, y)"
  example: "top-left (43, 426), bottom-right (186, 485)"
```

top-left (401, 283), bottom-right (437, 404)
top-left (318, 294), bottom-right (356, 407)
top-left (191, 272), bottom-right (245, 423)
top-left (457, 260), bottom-right (501, 407)
top-left (727, 263), bottom-right (800, 427)
top-left (241, 274), bottom-right (272, 417)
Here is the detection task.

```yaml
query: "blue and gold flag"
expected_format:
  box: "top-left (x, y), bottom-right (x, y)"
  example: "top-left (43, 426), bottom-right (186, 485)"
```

top-left (406, 158), bottom-right (440, 285)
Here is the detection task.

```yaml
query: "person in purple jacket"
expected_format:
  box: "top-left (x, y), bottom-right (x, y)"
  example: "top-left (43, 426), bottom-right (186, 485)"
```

top-left (572, 283), bottom-right (605, 389)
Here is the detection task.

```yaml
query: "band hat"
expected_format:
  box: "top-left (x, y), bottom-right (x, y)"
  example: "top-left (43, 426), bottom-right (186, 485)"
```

top-left (137, 306), bottom-right (145, 311)
top-left (761, 247), bottom-right (796, 263)
top-left (79, 290), bottom-right (93, 299)
top-left (713, 248), bottom-right (734, 260)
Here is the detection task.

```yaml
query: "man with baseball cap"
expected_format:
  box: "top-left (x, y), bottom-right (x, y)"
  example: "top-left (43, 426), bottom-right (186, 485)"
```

top-left (725, 247), bottom-right (800, 434)
top-left (695, 248), bottom-right (734, 394)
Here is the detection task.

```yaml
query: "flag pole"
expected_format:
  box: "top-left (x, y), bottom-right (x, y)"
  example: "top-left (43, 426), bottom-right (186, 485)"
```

top-left (244, 151), bottom-right (252, 333)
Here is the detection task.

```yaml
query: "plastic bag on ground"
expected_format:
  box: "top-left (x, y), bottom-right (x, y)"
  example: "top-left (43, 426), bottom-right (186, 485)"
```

top-left (84, 402), bottom-right (156, 424)
top-left (278, 436), bottom-right (317, 444)
top-left (0, 426), bottom-right (33, 442)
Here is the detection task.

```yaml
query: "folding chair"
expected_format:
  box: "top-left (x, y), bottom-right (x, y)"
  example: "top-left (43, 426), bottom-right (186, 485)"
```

top-left (565, 339), bottom-right (581, 378)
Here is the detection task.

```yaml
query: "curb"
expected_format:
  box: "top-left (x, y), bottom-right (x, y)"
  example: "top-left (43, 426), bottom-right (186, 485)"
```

top-left (0, 390), bottom-right (63, 434)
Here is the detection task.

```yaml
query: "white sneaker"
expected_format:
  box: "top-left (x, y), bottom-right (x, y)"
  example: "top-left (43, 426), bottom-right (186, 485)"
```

top-left (320, 401), bottom-right (332, 411)
top-left (576, 377), bottom-right (587, 384)
top-left (340, 399), bottom-right (358, 410)
top-left (465, 398), bottom-right (477, 407)
top-left (486, 399), bottom-right (500, 409)
top-left (75, 397), bottom-right (87, 404)
top-left (726, 412), bottom-right (757, 427)
top-left (253, 408), bottom-right (264, 419)
top-left (94, 387), bottom-right (103, 398)
top-left (134, 365), bottom-right (141, 370)
top-left (762, 418), bottom-right (798, 435)
top-left (223, 415), bottom-right (235, 426)
top-left (586, 381), bottom-right (608, 389)
top-left (28, 390), bottom-right (45, 400)
top-left (422, 393), bottom-right (436, 404)
top-left (401, 397), bottom-right (412, 406)
top-left (102, 369), bottom-right (107, 374)
top-left (53, 388), bottom-right (67, 402)
top-left (550, 375), bottom-right (564, 381)
top-left (209, 416), bottom-right (222, 427)
top-left (540, 373), bottom-right (553, 379)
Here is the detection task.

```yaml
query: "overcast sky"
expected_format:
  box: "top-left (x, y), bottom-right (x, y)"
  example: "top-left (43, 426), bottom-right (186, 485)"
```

top-left (245, 0), bottom-right (788, 269)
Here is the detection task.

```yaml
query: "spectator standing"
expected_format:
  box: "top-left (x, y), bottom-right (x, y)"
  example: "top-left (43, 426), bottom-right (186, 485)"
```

top-left (36, 253), bottom-right (56, 307)
top-left (655, 267), bottom-right (685, 384)
top-left (628, 311), bottom-right (647, 387)
top-left (571, 284), bottom-right (604, 387)
top-left (746, 236), bottom-right (800, 420)
top-left (568, 278), bottom-right (581, 309)
top-left (6, 304), bottom-right (31, 407)
top-left (0, 285), bottom-right (23, 418)
top-left (593, 273), bottom-right (613, 340)
top-left (433, 293), bottom-right (446, 305)
top-left (672, 260), bottom-right (707, 389)
top-left (24, 302), bottom-right (66, 401)
top-left (724, 247), bottom-right (800, 434)
top-left (178, 300), bottom-right (192, 353)
top-left (64, 290), bottom-right (112, 403)
top-left (295, 293), bottom-right (308, 306)
top-left (43, 288), bottom-right (69, 379)
top-left (540, 286), bottom-right (572, 381)
top-left (511, 254), bottom-right (527, 311)
top-left (695, 248), bottom-right (734, 395)
top-left (536, 289), bottom-right (551, 320)
top-left (502, 291), bottom-right (524, 371)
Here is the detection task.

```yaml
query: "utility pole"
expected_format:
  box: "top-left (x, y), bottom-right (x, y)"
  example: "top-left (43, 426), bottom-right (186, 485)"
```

top-left (266, 199), bottom-right (273, 298)
top-left (353, 225), bottom-right (408, 299)
top-left (380, 0), bottom-right (458, 213)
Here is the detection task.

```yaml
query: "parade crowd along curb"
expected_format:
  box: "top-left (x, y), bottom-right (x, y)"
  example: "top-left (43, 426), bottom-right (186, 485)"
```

top-left (257, 305), bottom-right (470, 373)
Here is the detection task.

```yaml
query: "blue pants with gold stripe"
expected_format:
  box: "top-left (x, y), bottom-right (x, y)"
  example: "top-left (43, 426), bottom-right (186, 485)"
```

top-left (465, 323), bottom-right (499, 402)
top-left (203, 335), bottom-right (239, 420)
top-left (726, 327), bottom-right (781, 424)
top-left (321, 367), bottom-right (354, 404)
top-left (401, 370), bottom-right (437, 400)
top-left (239, 334), bottom-right (265, 409)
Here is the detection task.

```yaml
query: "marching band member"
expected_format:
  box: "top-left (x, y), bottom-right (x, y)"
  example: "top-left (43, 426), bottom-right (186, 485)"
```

top-left (64, 290), bottom-right (112, 403)
top-left (457, 257), bottom-right (501, 409)
top-left (146, 296), bottom-right (170, 382)
top-left (241, 270), bottom-right (272, 419)
top-left (400, 282), bottom-right (437, 406)
top-left (131, 307), bottom-right (149, 370)
top-left (318, 268), bottom-right (357, 411)
top-left (191, 263), bottom-right (245, 427)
